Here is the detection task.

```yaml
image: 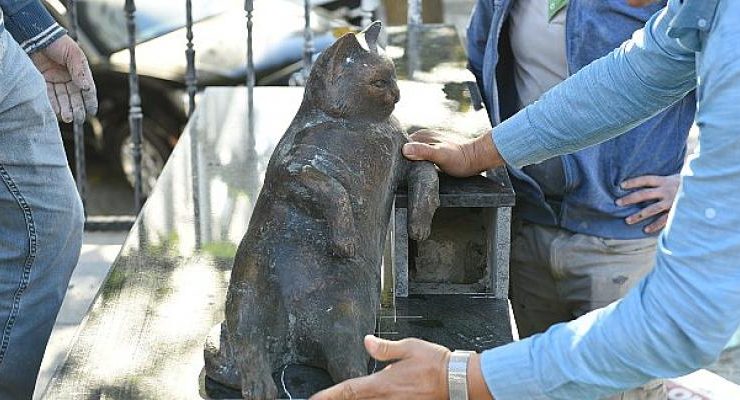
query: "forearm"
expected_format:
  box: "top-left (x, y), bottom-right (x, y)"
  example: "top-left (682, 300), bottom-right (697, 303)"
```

top-left (482, 189), bottom-right (740, 400)
top-left (0, 0), bottom-right (65, 53)
top-left (468, 354), bottom-right (494, 400)
top-left (480, 2), bottom-right (740, 399)
top-left (493, 4), bottom-right (695, 168)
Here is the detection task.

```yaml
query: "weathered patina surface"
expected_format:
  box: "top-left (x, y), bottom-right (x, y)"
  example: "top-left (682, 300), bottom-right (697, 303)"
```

top-left (204, 22), bottom-right (440, 398)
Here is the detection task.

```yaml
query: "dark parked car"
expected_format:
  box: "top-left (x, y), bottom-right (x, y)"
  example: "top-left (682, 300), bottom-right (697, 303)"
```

top-left (44, 0), bottom-right (346, 194)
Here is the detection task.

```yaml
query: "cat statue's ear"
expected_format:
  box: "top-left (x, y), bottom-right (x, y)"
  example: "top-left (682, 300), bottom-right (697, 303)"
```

top-left (331, 33), bottom-right (366, 63)
top-left (361, 21), bottom-right (382, 54)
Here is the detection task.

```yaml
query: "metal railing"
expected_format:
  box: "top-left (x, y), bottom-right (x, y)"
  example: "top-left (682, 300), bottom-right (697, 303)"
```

top-left (65, 0), bottom-right (421, 230)
top-left (185, 0), bottom-right (197, 118)
top-left (245, 0), bottom-right (255, 139)
top-left (407, 0), bottom-right (422, 79)
top-left (124, 0), bottom-right (144, 213)
top-left (302, 0), bottom-right (314, 81)
top-left (66, 0), bottom-right (87, 216)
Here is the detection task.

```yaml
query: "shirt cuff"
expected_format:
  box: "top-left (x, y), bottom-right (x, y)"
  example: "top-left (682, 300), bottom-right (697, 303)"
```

top-left (480, 338), bottom-right (549, 400)
top-left (491, 109), bottom-right (554, 169)
top-left (3, 1), bottom-right (66, 53)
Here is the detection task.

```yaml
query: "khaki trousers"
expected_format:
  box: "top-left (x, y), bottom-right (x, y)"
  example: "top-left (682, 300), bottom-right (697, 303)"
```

top-left (510, 221), bottom-right (666, 400)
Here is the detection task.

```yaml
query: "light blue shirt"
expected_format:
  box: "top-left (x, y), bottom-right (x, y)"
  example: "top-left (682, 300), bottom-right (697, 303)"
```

top-left (482, 0), bottom-right (740, 399)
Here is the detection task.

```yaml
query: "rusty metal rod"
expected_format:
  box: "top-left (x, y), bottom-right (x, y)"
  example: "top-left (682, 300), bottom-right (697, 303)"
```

top-left (245, 0), bottom-right (255, 139)
top-left (185, 0), bottom-right (197, 117)
top-left (302, 0), bottom-right (314, 81)
top-left (360, 0), bottom-right (375, 28)
top-left (125, 0), bottom-right (144, 211)
top-left (66, 0), bottom-right (87, 215)
top-left (406, 0), bottom-right (422, 79)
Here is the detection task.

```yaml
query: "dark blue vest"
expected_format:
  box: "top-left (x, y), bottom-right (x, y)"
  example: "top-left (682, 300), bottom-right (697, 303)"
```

top-left (467, 0), bottom-right (696, 239)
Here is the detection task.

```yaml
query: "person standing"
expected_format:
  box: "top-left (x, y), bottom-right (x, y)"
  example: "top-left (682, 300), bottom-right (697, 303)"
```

top-left (465, 1), bottom-right (695, 398)
top-left (0, 0), bottom-right (97, 397)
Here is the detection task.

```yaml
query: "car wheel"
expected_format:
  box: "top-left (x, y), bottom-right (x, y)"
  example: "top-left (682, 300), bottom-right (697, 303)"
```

top-left (114, 118), bottom-right (175, 198)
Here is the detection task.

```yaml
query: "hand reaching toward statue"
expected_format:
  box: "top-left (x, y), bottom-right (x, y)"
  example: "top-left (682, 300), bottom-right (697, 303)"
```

top-left (30, 35), bottom-right (98, 124)
top-left (616, 174), bottom-right (680, 234)
top-left (310, 335), bottom-right (494, 400)
top-left (310, 335), bottom-right (450, 400)
top-left (402, 129), bottom-right (504, 177)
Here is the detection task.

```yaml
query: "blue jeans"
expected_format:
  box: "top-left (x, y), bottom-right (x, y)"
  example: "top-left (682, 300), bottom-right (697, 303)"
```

top-left (0, 29), bottom-right (83, 398)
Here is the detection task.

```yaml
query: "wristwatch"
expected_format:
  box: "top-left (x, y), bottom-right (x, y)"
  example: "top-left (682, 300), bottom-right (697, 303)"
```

top-left (448, 350), bottom-right (475, 400)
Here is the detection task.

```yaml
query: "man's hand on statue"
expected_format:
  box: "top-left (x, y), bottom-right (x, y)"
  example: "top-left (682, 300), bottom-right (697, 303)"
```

top-left (402, 129), bottom-right (504, 177)
top-left (30, 35), bottom-right (98, 124)
top-left (616, 174), bottom-right (680, 234)
top-left (309, 335), bottom-right (451, 400)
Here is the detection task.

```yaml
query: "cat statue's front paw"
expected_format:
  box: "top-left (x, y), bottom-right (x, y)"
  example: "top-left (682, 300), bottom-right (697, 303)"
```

top-left (240, 371), bottom-right (278, 400)
top-left (408, 221), bottom-right (432, 242)
top-left (330, 235), bottom-right (356, 258)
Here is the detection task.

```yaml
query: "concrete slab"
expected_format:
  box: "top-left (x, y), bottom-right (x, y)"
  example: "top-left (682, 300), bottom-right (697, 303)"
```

top-left (33, 231), bottom-right (128, 399)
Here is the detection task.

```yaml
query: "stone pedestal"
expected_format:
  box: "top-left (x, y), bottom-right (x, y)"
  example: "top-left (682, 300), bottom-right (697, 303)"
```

top-left (391, 172), bottom-right (514, 298)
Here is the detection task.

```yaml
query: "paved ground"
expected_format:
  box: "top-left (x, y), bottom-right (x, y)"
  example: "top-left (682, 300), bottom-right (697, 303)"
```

top-left (33, 231), bottom-right (128, 399)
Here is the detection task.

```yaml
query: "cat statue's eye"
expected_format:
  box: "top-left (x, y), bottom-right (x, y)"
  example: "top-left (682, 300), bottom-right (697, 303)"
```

top-left (371, 79), bottom-right (388, 88)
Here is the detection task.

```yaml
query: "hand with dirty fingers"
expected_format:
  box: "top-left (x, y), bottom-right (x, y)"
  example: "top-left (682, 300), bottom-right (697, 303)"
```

top-left (617, 174), bottom-right (680, 234)
top-left (30, 34), bottom-right (98, 124)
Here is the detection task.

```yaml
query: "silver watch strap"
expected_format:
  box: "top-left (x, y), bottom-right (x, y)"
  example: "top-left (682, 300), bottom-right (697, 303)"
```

top-left (448, 350), bottom-right (475, 400)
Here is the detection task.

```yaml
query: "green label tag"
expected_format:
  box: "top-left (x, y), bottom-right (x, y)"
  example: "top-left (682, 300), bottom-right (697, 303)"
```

top-left (548, 0), bottom-right (569, 21)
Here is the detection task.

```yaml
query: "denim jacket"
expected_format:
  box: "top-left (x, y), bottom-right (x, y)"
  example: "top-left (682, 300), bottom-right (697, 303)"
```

top-left (467, 0), bottom-right (696, 239)
top-left (0, 0), bottom-right (65, 53)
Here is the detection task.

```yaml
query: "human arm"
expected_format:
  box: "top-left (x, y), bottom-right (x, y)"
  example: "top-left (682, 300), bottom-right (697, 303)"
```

top-left (405, 2), bottom-right (695, 175)
top-left (480, 1), bottom-right (740, 399)
top-left (491, 2), bottom-right (696, 169)
top-left (397, 1), bottom-right (740, 399)
top-left (0, 0), bottom-right (65, 53)
top-left (616, 174), bottom-right (680, 234)
top-left (30, 35), bottom-right (98, 123)
top-left (0, 1), bottom-right (97, 123)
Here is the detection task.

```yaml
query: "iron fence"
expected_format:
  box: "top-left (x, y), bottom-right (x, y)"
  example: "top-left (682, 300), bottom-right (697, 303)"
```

top-left (64, 0), bottom-right (421, 230)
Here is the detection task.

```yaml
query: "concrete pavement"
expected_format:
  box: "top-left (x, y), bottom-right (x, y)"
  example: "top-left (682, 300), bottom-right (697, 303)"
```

top-left (33, 231), bottom-right (128, 399)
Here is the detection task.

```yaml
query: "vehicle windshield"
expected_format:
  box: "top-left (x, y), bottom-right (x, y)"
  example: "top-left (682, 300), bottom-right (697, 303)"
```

top-left (76, 0), bottom-right (234, 55)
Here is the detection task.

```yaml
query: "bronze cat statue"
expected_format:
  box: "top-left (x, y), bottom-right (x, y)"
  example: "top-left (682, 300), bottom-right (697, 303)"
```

top-left (204, 22), bottom-right (439, 399)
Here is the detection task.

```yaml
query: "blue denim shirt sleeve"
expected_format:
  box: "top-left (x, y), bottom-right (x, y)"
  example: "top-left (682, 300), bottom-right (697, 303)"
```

top-left (0, 0), bottom-right (65, 53)
top-left (482, 1), bottom-right (740, 399)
